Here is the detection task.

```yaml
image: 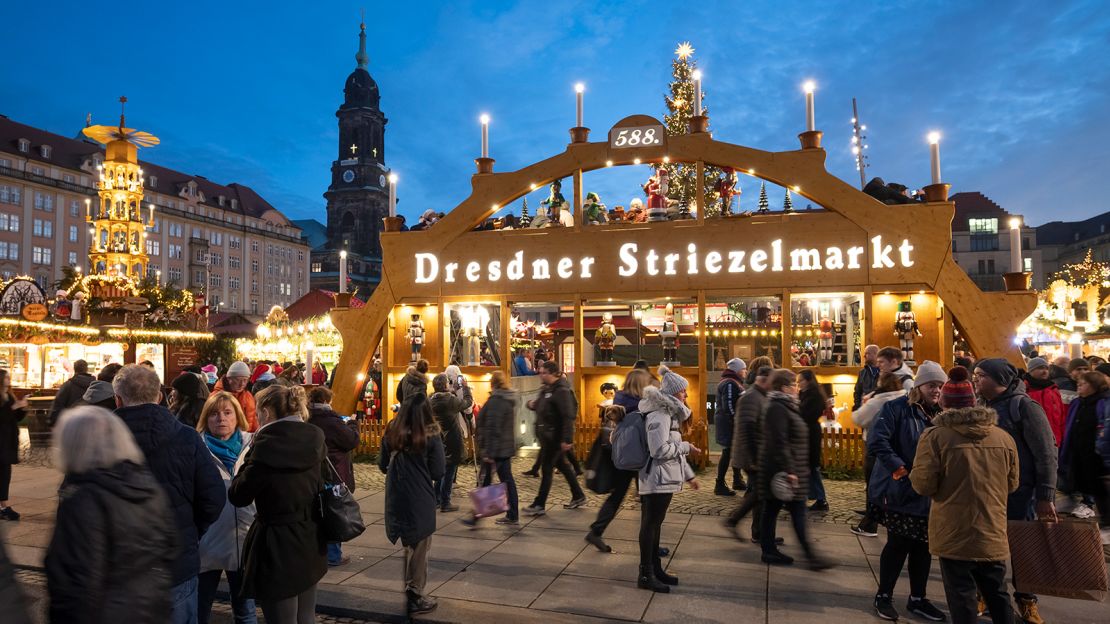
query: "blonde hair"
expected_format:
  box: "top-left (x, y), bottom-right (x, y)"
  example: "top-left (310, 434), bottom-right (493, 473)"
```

top-left (53, 406), bottom-right (145, 474)
top-left (255, 384), bottom-right (307, 424)
top-left (196, 391), bottom-right (249, 433)
top-left (621, 369), bottom-right (657, 398)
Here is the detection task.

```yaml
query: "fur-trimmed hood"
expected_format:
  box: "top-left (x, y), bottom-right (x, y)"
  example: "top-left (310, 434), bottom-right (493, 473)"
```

top-left (639, 385), bottom-right (691, 422)
top-left (933, 406), bottom-right (997, 440)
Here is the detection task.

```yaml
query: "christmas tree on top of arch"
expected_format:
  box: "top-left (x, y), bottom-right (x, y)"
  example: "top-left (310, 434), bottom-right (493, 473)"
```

top-left (660, 42), bottom-right (723, 216)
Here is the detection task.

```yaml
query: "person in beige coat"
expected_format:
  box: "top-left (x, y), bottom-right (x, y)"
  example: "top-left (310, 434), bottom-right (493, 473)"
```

top-left (910, 406), bottom-right (1020, 624)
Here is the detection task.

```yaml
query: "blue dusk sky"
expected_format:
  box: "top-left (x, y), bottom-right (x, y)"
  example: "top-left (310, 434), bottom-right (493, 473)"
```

top-left (1, 0), bottom-right (1108, 227)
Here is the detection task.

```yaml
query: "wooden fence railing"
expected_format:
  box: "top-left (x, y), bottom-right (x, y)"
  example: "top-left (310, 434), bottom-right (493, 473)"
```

top-left (820, 427), bottom-right (867, 474)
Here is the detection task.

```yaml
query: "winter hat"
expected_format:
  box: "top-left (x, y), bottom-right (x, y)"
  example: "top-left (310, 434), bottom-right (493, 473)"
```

top-left (1096, 363), bottom-right (1110, 378)
top-left (257, 371), bottom-right (276, 382)
top-left (658, 364), bottom-right (689, 396)
top-left (250, 363), bottom-right (271, 384)
top-left (201, 364), bottom-right (218, 374)
top-left (82, 380), bottom-right (115, 405)
top-left (1068, 358), bottom-right (1091, 373)
top-left (172, 371), bottom-right (209, 400)
top-left (913, 360), bottom-right (947, 387)
top-left (941, 367), bottom-right (976, 408)
top-left (227, 361), bottom-right (251, 378)
top-left (975, 358), bottom-right (1018, 389)
top-left (1026, 357), bottom-right (1049, 372)
top-left (726, 358), bottom-right (747, 373)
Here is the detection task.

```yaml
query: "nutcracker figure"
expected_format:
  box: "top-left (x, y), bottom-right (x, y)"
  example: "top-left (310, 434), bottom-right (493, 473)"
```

top-left (643, 168), bottom-right (671, 221)
top-left (660, 303), bottom-right (680, 364)
top-left (595, 311), bottom-right (617, 364)
top-left (818, 303), bottom-right (834, 364)
top-left (407, 313), bottom-right (425, 364)
top-left (715, 167), bottom-right (740, 216)
top-left (583, 192), bottom-right (608, 225)
top-left (894, 301), bottom-right (922, 365)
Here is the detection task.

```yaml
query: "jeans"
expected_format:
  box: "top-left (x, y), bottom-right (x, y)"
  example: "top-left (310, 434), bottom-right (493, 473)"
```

top-left (259, 584), bottom-right (317, 624)
top-left (482, 458), bottom-right (519, 521)
top-left (878, 532), bottom-right (932, 598)
top-left (591, 468), bottom-right (636, 536)
top-left (531, 441), bottom-right (584, 508)
top-left (327, 542), bottom-right (343, 565)
top-left (858, 452), bottom-right (880, 531)
top-left (1006, 485), bottom-right (1036, 601)
top-left (716, 446), bottom-right (743, 488)
top-left (726, 469), bottom-right (763, 539)
top-left (404, 536), bottom-right (433, 597)
top-left (198, 569), bottom-right (256, 624)
top-left (170, 575), bottom-right (199, 624)
top-left (760, 498), bottom-right (812, 557)
top-left (939, 558), bottom-right (1013, 624)
top-left (435, 462), bottom-right (458, 508)
top-left (639, 493), bottom-right (673, 568)
top-left (808, 466), bottom-right (827, 502)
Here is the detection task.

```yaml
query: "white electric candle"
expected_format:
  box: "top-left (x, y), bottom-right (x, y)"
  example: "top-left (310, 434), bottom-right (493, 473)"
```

top-left (148, 204), bottom-right (154, 225)
top-left (1009, 218), bottom-right (1022, 273)
top-left (928, 132), bottom-right (942, 184)
top-left (692, 70), bottom-right (703, 115)
top-left (480, 114), bottom-right (490, 158)
top-left (575, 83), bottom-right (584, 127)
top-left (339, 250), bottom-right (348, 294)
top-left (388, 173), bottom-right (398, 217)
top-left (803, 81), bottom-right (816, 132)
top-left (84, 198), bottom-right (91, 220)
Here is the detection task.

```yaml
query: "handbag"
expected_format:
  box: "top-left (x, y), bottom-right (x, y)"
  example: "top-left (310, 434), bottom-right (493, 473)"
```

top-left (467, 434), bottom-right (509, 519)
top-left (1007, 520), bottom-right (1109, 601)
top-left (770, 472), bottom-right (795, 502)
top-left (317, 456), bottom-right (366, 543)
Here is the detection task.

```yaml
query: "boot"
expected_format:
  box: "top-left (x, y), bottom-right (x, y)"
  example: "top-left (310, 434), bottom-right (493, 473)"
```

top-left (653, 558), bottom-right (679, 586)
top-left (714, 482), bottom-right (736, 496)
top-left (407, 591), bottom-right (438, 615)
top-left (637, 564), bottom-right (670, 593)
top-left (585, 531), bottom-right (612, 553)
top-left (1017, 597), bottom-right (1044, 624)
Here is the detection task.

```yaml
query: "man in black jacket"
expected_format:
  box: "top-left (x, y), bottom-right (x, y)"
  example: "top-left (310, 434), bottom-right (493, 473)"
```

top-left (47, 360), bottom-right (93, 426)
top-left (522, 361), bottom-right (586, 515)
top-left (852, 345), bottom-right (880, 410)
top-left (112, 364), bottom-right (225, 624)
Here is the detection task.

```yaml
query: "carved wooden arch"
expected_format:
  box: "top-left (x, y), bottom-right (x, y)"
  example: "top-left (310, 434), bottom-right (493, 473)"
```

top-left (329, 116), bottom-right (1034, 413)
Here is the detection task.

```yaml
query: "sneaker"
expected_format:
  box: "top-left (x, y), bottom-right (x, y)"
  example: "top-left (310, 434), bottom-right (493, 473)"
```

top-left (0, 507), bottom-right (19, 521)
top-left (1073, 503), bottom-right (1098, 519)
top-left (714, 483), bottom-right (737, 496)
top-left (808, 555), bottom-right (836, 572)
top-left (750, 536), bottom-right (785, 545)
top-left (460, 516), bottom-right (477, 528)
top-left (733, 480), bottom-right (747, 491)
top-left (657, 547), bottom-right (670, 557)
top-left (494, 517), bottom-right (519, 526)
top-left (907, 598), bottom-right (946, 622)
top-left (522, 504), bottom-right (546, 516)
top-left (327, 555), bottom-right (350, 567)
top-left (440, 503), bottom-right (460, 513)
top-left (760, 550), bottom-right (794, 565)
top-left (874, 594), bottom-right (899, 621)
top-left (808, 500), bottom-right (830, 512)
top-left (563, 496), bottom-right (588, 509)
top-left (522, 469), bottom-right (539, 478)
top-left (585, 531), bottom-right (612, 553)
top-left (407, 594), bottom-right (438, 615)
top-left (850, 524), bottom-right (879, 538)
top-left (1016, 597), bottom-right (1044, 624)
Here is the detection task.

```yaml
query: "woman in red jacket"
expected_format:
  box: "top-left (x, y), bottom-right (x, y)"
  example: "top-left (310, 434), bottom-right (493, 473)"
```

top-left (1024, 358), bottom-right (1066, 446)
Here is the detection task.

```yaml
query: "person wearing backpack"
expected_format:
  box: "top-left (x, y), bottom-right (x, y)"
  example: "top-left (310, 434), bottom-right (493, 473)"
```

top-left (586, 369), bottom-right (657, 552)
top-left (635, 366), bottom-right (701, 593)
top-left (714, 359), bottom-right (747, 496)
top-left (1059, 371), bottom-right (1110, 535)
top-left (522, 361), bottom-right (586, 516)
top-left (973, 358), bottom-right (1058, 624)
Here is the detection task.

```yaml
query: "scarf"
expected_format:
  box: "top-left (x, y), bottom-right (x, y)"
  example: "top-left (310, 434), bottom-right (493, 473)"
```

top-left (204, 430), bottom-right (243, 475)
top-left (767, 390), bottom-right (799, 410)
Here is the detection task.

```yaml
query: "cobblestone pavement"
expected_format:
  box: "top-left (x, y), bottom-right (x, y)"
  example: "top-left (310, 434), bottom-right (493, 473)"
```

top-left (355, 453), bottom-right (867, 524)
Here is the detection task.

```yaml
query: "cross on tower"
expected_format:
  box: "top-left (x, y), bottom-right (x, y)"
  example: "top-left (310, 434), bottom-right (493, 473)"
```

top-left (350, 143), bottom-right (358, 155)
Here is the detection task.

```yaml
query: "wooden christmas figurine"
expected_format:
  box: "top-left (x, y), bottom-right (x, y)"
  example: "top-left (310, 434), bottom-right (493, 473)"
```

top-left (595, 311), bottom-right (616, 363)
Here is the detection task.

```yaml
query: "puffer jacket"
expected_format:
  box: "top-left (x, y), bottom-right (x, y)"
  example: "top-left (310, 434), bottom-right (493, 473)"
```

top-left (115, 403), bottom-right (225, 585)
top-left (851, 390), bottom-right (907, 440)
top-left (397, 367), bottom-right (429, 402)
top-left (1024, 375), bottom-right (1066, 446)
top-left (1059, 391), bottom-right (1110, 494)
top-left (477, 388), bottom-right (518, 460)
top-left (758, 391), bottom-right (809, 501)
top-left (533, 376), bottom-right (578, 445)
top-left (910, 408), bottom-right (1019, 561)
top-left (867, 395), bottom-right (938, 517)
top-left (731, 385), bottom-right (766, 473)
top-left (45, 461), bottom-right (178, 623)
top-left (714, 370), bottom-right (744, 447)
top-left (637, 386), bottom-right (695, 494)
top-left (308, 403), bottom-right (360, 490)
top-left (380, 421), bottom-right (446, 547)
top-left (799, 387), bottom-right (825, 469)
top-left (986, 385), bottom-right (1058, 502)
top-left (198, 432), bottom-right (255, 573)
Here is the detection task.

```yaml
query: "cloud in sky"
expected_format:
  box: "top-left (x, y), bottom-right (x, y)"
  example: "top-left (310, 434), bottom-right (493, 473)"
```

top-left (1, 0), bottom-right (1108, 227)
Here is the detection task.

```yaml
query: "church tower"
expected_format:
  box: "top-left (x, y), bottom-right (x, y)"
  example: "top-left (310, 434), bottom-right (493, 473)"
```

top-left (322, 20), bottom-right (390, 284)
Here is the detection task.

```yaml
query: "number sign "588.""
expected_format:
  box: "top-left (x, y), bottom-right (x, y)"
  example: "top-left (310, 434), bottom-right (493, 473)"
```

top-left (609, 124), bottom-right (666, 149)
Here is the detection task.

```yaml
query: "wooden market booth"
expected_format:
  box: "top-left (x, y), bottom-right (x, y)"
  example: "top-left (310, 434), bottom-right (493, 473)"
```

top-left (327, 112), bottom-right (1037, 457)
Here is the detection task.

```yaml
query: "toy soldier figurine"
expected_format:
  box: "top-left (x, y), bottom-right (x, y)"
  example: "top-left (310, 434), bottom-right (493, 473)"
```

top-left (818, 303), bottom-right (834, 364)
top-left (660, 303), bottom-right (680, 364)
top-left (595, 312), bottom-right (617, 364)
top-left (540, 179), bottom-right (573, 227)
top-left (894, 301), bottom-right (922, 365)
top-left (643, 168), bottom-right (671, 221)
top-left (715, 167), bottom-right (740, 216)
top-left (407, 313), bottom-right (425, 363)
top-left (583, 192), bottom-right (608, 225)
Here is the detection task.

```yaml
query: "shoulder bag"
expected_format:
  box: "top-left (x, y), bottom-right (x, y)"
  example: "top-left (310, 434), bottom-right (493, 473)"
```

top-left (318, 455), bottom-right (366, 542)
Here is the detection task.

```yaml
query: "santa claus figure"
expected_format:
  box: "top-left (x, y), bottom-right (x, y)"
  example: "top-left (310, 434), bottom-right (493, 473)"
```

top-left (643, 168), bottom-right (671, 221)
top-left (716, 167), bottom-right (740, 216)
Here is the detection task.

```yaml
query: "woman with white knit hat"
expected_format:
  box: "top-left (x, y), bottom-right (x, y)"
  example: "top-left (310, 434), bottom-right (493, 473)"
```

top-left (635, 365), bottom-right (701, 593)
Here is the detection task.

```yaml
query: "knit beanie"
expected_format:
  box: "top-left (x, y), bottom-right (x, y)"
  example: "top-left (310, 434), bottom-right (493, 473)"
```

top-left (1026, 357), bottom-right (1048, 372)
top-left (658, 364), bottom-right (689, 396)
top-left (1097, 363), bottom-right (1110, 378)
top-left (726, 358), bottom-right (747, 373)
top-left (946, 365), bottom-right (970, 383)
top-left (82, 380), bottom-right (115, 405)
top-left (976, 358), bottom-right (1018, 389)
top-left (227, 361), bottom-right (251, 378)
top-left (913, 360), bottom-right (947, 387)
top-left (941, 366), bottom-right (976, 408)
top-left (171, 371), bottom-right (209, 400)
top-left (1068, 358), bottom-right (1091, 373)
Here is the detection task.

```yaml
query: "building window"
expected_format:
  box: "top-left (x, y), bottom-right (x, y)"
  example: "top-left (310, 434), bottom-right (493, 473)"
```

top-left (230, 236), bottom-right (241, 249)
top-left (968, 218), bottom-right (998, 234)
top-left (977, 259), bottom-right (996, 275)
top-left (17, 139), bottom-right (29, 153)
top-left (68, 251), bottom-right (78, 265)
top-left (229, 256), bottom-right (241, 269)
top-left (311, 262), bottom-right (322, 273)
top-left (0, 185), bottom-right (21, 206)
top-left (40, 145), bottom-right (51, 159)
top-left (32, 246), bottom-right (52, 265)
top-left (33, 191), bottom-right (53, 211)
top-left (168, 244), bottom-right (183, 259)
top-left (210, 252), bottom-right (222, 267)
top-left (210, 232), bottom-right (223, 246)
top-left (149, 175), bottom-right (157, 188)
top-left (210, 273), bottom-right (222, 288)
top-left (70, 199), bottom-right (80, 216)
top-left (193, 270), bottom-right (205, 286)
top-left (69, 225), bottom-right (78, 242)
top-left (32, 219), bottom-right (53, 238)
top-left (30, 166), bottom-right (45, 176)
top-left (251, 280), bottom-right (258, 294)
top-left (251, 260), bottom-right (258, 274)
top-left (0, 214), bottom-right (19, 232)
top-left (63, 174), bottom-right (74, 184)
top-left (229, 276), bottom-right (240, 290)
top-left (146, 239), bottom-right (161, 256)
top-left (151, 217), bottom-right (160, 233)
top-left (168, 267), bottom-right (182, 283)
top-left (970, 235), bottom-right (999, 252)
top-left (169, 223), bottom-right (183, 237)
top-left (192, 227), bottom-right (201, 239)
top-left (1024, 257), bottom-right (1032, 272)
top-left (251, 240), bottom-right (259, 253)
top-left (0, 242), bottom-right (17, 260)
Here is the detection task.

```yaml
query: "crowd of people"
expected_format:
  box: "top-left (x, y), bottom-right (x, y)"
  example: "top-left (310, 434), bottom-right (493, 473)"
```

top-left (1, 342), bottom-right (1108, 623)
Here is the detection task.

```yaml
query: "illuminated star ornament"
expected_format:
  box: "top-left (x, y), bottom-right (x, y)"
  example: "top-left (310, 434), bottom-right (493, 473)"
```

top-left (675, 42), bottom-right (695, 60)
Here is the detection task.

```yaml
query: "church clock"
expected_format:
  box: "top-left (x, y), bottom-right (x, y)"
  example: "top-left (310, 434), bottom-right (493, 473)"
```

top-left (342, 169), bottom-right (355, 184)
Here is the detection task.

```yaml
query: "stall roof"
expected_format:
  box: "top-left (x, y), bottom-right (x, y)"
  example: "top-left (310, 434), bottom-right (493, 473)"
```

top-left (207, 312), bottom-right (258, 338)
top-left (285, 289), bottom-right (364, 322)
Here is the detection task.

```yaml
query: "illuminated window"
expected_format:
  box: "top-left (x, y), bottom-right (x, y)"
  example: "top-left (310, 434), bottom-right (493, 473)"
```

top-left (968, 218), bottom-right (998, 234)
